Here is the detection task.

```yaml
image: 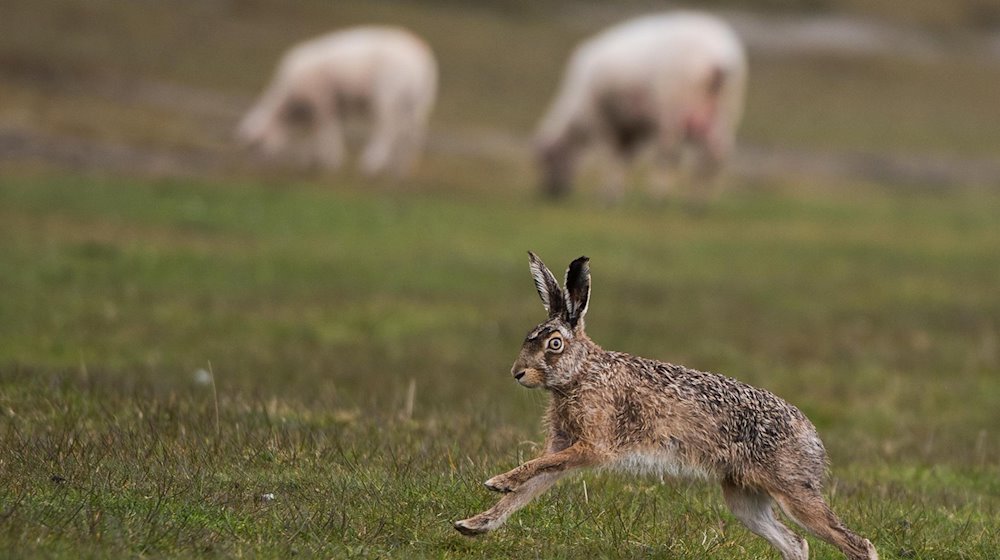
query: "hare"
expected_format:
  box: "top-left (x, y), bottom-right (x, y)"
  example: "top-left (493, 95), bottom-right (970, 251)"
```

top-left (454, 253), bottom-right (878, 560)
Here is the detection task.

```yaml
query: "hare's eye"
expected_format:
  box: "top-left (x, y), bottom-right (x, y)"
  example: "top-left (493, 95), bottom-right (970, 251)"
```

top-left (546, 336), bottom-right (563, 352)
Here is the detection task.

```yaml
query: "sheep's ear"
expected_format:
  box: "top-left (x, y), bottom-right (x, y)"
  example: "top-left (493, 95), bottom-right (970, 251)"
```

top-left (563, 256), bottom-right (590, 328)
top-left (528, 252), bottom-right (565, 318)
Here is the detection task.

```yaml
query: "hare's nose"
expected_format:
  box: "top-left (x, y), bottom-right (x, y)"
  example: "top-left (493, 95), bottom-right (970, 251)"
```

top-left (513, 370), bottom-right (526, 380)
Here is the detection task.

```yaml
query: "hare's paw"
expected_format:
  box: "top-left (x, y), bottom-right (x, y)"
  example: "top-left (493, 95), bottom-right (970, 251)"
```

top-left (484, 474), bottom-right (517, 493)
top-left (454, 517), bottom-right (491, 536)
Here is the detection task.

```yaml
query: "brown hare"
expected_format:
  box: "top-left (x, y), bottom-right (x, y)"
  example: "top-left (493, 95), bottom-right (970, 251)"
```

top-left (454, 253), bottom-right (878, 560)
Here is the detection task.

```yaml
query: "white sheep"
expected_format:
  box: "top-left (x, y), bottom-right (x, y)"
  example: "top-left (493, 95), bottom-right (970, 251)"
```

top-left (535, 12), bottom-right (747, 200)
top-left (237, 26), bottom-right (437, 179)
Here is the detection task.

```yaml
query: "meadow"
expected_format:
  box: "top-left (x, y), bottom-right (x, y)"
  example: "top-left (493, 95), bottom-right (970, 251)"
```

top-left (1, 1), bottom-right (999, 558)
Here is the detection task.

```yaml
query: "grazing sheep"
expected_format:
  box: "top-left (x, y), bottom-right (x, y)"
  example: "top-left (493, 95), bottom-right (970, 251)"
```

top-left (454, 253), bottom-right (879, 560)
top-left (535, 12), bottom-right (747, 200)
top-left (237, 26), bottom-right (437, 178)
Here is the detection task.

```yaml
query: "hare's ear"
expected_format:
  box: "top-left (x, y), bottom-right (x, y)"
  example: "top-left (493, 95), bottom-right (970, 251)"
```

top-left (528, 252), bottom-right (565, 317)
top-left (563, 256), bottom-right (590, 328)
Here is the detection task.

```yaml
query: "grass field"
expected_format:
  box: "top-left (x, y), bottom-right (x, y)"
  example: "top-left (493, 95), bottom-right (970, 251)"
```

top-left (2, 1), bottom-right (999, 558)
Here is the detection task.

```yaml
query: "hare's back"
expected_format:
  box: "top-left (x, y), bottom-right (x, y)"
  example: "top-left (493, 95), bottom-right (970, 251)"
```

top-left (618, 356), bottom-right (822, 460)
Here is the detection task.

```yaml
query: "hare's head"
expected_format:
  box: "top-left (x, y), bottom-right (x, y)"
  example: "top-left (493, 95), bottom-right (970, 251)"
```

top-left (511, 252), bottom-right (592, 389)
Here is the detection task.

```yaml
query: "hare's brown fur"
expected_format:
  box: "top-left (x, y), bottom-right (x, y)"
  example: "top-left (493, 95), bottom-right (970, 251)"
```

top-left (454, 253), bottom-right (878, 560)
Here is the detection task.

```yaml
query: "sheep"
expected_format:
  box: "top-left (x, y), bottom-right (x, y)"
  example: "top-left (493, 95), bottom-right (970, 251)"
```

top-left (236, 26), bottom-right (437, 179)
top-left (535, 12), bottom-right (747, 200)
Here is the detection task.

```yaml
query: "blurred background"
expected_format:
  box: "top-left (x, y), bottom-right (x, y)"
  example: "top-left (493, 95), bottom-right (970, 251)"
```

top-left (4, 0), bottom-right (1000, 186)
top-left (1, 1), bottom-right (998, 558)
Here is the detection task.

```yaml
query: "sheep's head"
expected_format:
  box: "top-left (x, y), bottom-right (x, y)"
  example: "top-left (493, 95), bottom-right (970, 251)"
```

top-left (535, 138), bottom-right (574, 198)
top-left (510, 253), bottom-right (591, 389)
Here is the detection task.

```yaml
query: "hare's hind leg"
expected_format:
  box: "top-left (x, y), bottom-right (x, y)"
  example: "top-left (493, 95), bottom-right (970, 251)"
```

top-left (722, 480), bottom-right (808, 560)
top-left (769, 487), bottom-right (878, 560)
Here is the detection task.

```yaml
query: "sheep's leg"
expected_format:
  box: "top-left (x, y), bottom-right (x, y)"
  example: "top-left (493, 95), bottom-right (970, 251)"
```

top-left (312, 104), bottom-right (345, 171)
top-left (402, 116), bottom-right (430, 177)
top-left (649, 129), bottom-right (684, 199)
top-left (599, 147), bottom-right (629, 204)
top-left (685, 114), bottom-right (734, 204)
top-left (390, 91), bottom-right (434, 179)
top-left (361, 92), bottom-right (406, 177)
top-left (383, 114), bottom-right (426, 180)
top-left (644, 106), bottom-right (691, 199)
top-left (360, 124), bottom-right (397, 177)
top-left (692, 124), bottom-right (730, 180)
top-left (687, 150), bottom-right (724, 206)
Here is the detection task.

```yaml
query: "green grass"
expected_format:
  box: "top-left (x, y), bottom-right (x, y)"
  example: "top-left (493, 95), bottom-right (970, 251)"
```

top-left (2, 174), bottom-right (999, 558)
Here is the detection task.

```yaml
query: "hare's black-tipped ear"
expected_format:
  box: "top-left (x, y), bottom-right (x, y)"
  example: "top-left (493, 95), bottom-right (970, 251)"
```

top-left (528, 252), bottom-right (565, 317)
top-left (564, 256), bottom-right (590, 328)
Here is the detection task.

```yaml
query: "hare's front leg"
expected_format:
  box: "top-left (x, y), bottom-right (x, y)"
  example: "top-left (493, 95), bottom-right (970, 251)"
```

top-left (455, 442), bottom-right (599, 536)
top-left (455, 471), bottom-right (564, 535)
top-left (484, 442), bottom-right (599, 493)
